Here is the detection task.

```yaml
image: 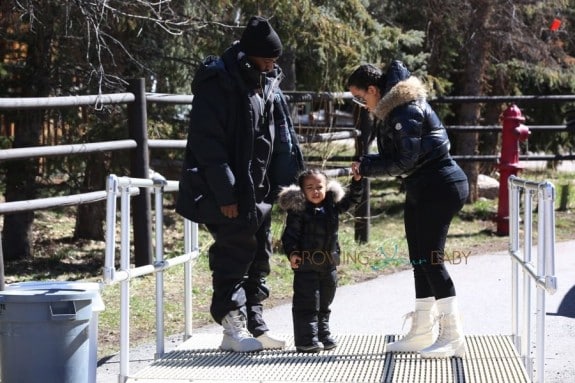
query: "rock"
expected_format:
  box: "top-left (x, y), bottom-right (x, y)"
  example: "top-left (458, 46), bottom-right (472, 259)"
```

top-left (478, 174), bottom-right (499, 199)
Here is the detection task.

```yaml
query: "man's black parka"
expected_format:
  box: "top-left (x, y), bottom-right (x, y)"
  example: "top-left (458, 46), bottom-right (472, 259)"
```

top-left (176, 42), bottom-right (278, 227)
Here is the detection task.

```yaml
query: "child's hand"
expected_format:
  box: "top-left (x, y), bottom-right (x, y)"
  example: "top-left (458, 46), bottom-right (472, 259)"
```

top-left (351, 162), bottom-right (362, 181)
top-left (289, 254), bottom-right (302, 269)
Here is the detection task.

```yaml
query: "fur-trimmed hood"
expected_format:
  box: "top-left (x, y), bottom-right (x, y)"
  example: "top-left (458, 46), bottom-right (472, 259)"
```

top-left (373, 76), bottom-right (427, 121)
top-left (371, 61), bottom-right (427, 121)
top-left (277, 179), bottom-right (345, 212)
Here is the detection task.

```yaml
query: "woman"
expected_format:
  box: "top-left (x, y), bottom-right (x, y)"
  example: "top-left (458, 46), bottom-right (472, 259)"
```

top-left (347, 60), bottom-right (469, 358)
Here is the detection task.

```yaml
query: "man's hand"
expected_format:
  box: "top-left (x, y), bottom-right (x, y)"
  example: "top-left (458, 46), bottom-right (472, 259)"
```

top-left (289, 254), bottom-right (302, 269)
top-left (220, 203), bottom-right (239, 218)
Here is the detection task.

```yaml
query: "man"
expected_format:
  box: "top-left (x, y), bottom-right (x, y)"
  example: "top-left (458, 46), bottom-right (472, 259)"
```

top-left (176, 16), bottom-right (293, 352)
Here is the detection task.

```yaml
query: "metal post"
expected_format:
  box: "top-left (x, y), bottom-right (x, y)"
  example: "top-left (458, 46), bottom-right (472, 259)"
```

top-left (154, 182), bottom-right (165, 359)
top-left (104, 175), bottom-right (119, 284)
top-left (541, 182), bottom-right (557, 287)
top-left (509, 177), bottom-right (520, 349)
top-left (184, 219), bottom-right (196, 340)
top-left (119, 183), bottom-right (132, 382)
top-left (534, 182), bottom-right (555, 383)
top-left (535, 193), bottom-right (545, 383)
top-left (521, 189), bottom-right (533, 380)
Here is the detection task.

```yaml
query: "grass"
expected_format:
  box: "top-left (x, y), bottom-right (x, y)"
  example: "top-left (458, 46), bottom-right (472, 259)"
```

top-left (2, 168), bottom-right (575, 359)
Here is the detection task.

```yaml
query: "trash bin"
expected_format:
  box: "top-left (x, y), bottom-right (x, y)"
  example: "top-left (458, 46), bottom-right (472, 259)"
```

top-left (0, 283), bottom-right (103, 383)
top-left (4, 281), bottom-right (105, 383)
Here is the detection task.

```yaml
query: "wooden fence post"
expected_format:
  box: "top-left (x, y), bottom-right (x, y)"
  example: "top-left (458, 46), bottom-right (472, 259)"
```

top-left (559, 183), bottom-right (571, 211)
top-left (127, 78), bottom-right (153, 266)
top-left (354, 107), bottom-right (372, 243)
top-left (0, 232), bottom-right (4, 290)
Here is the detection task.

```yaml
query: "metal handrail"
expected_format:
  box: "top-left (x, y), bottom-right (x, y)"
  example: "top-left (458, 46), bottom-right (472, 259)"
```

top-left (103, 174), bottom-right (199, 382)
top-left (508, 175), bottom-right (558, 383)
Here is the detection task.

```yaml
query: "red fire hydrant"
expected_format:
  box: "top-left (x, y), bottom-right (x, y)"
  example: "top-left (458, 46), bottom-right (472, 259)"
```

top-left (496, 104), bottom-right (531, 235)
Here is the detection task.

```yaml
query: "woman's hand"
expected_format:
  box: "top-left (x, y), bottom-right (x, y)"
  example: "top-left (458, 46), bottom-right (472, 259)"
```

top-left (351, 161), bottom-right (362, 181)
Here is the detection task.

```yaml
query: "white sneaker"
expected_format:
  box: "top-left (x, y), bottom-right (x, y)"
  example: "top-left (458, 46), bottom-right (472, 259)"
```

top-left (256, 332), bottom-right (286, 349)
top-left (220, 310), bottom-right (263, 352)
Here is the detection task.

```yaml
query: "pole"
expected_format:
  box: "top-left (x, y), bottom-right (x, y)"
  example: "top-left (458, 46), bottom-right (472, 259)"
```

top-left (127, 78), bottom-right (153, 266)
top-left (354, 107), bottom-right (371, 243)
top-left (0, 233), bottom-right (4, 290)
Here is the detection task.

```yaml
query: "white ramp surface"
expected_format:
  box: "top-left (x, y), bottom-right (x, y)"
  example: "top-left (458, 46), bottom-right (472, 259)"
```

top-left (126, 333), bottom-right (529, 383)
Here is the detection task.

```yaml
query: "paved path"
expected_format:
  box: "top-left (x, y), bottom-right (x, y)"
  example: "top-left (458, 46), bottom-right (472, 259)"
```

top-left (97, 240), bottom-right (575, 383)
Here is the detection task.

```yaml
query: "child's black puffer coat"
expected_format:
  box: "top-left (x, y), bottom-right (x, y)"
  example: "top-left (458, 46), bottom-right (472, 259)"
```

top-left (277, 179), bottom-right (363, 272)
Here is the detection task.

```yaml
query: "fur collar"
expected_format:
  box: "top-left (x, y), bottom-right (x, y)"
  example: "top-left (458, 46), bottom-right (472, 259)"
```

top-left (373, 76), bottom-right (427, 121)
top-left (277, 180), bottom-right (345, 212)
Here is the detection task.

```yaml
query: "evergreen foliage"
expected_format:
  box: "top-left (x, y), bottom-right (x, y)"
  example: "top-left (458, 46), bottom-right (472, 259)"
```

top-left (2, 0), bottom-right (575, 259)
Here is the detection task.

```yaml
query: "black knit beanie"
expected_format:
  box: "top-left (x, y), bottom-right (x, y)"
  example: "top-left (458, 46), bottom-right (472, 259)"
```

top-left (239, 16), bottom-right (283, 58)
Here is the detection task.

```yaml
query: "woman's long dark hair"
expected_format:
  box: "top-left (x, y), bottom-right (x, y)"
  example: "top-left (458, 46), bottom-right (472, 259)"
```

top-left (346, 64), bottom-right (385, 91)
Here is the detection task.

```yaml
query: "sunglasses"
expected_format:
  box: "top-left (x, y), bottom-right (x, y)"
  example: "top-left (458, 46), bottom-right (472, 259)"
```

top-left (352, 96), bottom-right (367, 108)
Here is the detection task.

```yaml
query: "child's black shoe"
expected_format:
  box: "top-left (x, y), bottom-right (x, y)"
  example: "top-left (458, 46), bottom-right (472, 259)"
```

top-left (296, 342), bottom-right (323, 353)
top-left (320, 336), bottom-right (337, 350)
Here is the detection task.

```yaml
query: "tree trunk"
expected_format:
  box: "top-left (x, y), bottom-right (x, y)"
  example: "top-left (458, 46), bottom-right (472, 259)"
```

top-left (278, 48), bottom-right (296, 91)
top-left (2, 111), bottom-right (42, 261)
top-left (74, 152), bottom-right (108, 240)
top-left (456, 0), bottom-right (494, 203)
top-left (480, 100), bottom-right (502, 176)
top-left (1, 12), bottom-right (54, 261)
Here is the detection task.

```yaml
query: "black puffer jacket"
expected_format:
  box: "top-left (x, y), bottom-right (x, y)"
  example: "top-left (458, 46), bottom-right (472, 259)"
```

top-left (277, 179), bottom-right (363, 272)
top-left (359, 60), bottom-right (451, 178)
top-left (176, 42), bottom-right (280, 227)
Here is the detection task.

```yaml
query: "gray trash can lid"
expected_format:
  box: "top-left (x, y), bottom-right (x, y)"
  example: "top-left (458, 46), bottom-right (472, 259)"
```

top-left (0, 288), bottom-right (97, 303)
top-left (5, 281), bottom-right (105, 311)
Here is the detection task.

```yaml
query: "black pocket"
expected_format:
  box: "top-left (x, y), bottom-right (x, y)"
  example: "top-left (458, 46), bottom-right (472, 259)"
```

top-left (182, 167), bottom-right (209, 201)
top-left (176, 168), bottom-right (230, 224)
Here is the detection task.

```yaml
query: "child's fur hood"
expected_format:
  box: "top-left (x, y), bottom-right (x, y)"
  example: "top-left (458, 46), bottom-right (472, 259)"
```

top-left (277, 179), bottom-right (345, 212)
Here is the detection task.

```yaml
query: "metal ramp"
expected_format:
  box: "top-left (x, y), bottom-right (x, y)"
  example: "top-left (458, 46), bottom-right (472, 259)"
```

top-left (126, 334), bottom-right (529, 382)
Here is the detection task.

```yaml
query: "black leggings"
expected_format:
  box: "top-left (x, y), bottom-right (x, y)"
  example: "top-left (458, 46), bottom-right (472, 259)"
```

top-left (404, 176), bottom-right (468, 300)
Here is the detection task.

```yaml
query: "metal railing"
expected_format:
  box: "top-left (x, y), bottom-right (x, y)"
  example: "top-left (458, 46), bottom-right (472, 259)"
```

top-left (103, 174), bottom-right (199, 382)
top-left (99, 171), bottom-right (562, 382)
top-left (508, 175), bottom-right (558, 383)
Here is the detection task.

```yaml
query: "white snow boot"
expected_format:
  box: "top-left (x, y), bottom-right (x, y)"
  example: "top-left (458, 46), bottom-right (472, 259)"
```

top-left (386, 297), bottom-right (436, 353)
top-left (220, 309), bottom-right (263, 352)
top-left (420, 296), bottom-right (466, 358)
